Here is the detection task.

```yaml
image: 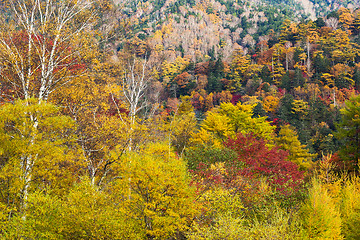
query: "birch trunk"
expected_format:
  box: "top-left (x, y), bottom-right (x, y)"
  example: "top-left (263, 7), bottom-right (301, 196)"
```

top-left (0, 0), bottom-right (93, 101)
top-left (0, 0), bottom-right (93, 218)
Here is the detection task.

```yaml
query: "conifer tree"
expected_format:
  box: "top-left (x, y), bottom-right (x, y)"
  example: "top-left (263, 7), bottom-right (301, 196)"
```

top-left (336, 95), bottom-right (360, 171)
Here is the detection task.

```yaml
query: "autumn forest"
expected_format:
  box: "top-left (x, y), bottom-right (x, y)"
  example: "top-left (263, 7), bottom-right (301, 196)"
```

top-left (0, 0), bottom-right (360, 239)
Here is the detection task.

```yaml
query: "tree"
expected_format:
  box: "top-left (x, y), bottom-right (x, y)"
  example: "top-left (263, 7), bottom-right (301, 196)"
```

top-left (169, 96), bottom-right (197, 156)
top-left (114, 57), bottom-right (160, 151)
top-left (230, 48), bottom-right (251, 90)
top-left (270, 43), bottom-right (286, 85)
top-left (336, 95), bottom-right (360, 171)
top-left (120, 58), bottom-right (150, 127)
top-left (0, 0), bottom-right (94, 102)
top-left (262, 95), bottom-right (280, 114)
top-left (320, 29), bottom-right (358, 66)
top-left (53, 67), bottom-right (130, 186)
top-left (188, 192), bottom-right (302, 240)
top-left (300, 178), bottom-right (343, 239)
top-left (225, 133), bottom-right (304, 195)
top-left (340, 176), bottom-right (360, 240)
top-left (185, 144), bottom-right (237, 171)
top-left (2, 179), bottom-right (138, 239)
top-left (279, 19), bottom-right (298, 44)
top-left (338, 8), bottom-right (353, 30)
top-left (57, 179), bottom-right (138, 239)
top-left (275, 125), bottom-right (314, 170)
top-left (0, 98), bottom-right (75, 218)
top-left (259, 65), bottom-right (272, 84)
top-left (161, 56), bottom-right (191, 84)
top-left (187, 187), bottom-right (246, 240)
top-left (110, 142), bottom-right (198, 239)
top-left (351, 13), bottom-right (360, 34)
top-left (0, 0), bottom-right (96, 217)
top-left (191, 102), bottom-right (275, 148)
top-left (313, 52), bottom-right (330, 75)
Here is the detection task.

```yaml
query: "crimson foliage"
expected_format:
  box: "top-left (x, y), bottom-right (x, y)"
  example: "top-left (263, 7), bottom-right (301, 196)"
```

top-left (225, 133), bottom-right (304, 195)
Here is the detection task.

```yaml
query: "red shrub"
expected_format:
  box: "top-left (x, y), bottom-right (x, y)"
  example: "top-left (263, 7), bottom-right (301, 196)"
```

top-left (224, 133), bottom-right (304, 195)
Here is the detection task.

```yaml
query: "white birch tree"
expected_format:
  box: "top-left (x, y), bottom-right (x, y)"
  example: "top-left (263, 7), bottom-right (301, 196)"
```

top-left (0, 0), bottom-right (94, 215)
top-left (113, 57), bottom-right (159, 151)
top-left (0, 0), bottom-right (94, 102)
top-left (110, 57), bottom-right (159, 201)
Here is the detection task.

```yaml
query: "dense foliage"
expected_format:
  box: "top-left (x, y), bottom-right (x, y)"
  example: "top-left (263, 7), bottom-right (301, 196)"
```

top-left (1, 0), bottom-right (360, 239)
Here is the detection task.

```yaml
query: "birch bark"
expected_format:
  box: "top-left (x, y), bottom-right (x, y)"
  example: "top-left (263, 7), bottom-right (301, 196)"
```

top-left (0, 0), bottom-right (93, 216)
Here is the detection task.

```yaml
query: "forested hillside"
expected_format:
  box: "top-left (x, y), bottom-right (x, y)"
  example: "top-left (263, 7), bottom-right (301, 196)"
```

top-left (110, 0), bottom-right (360, 61)
top-left (1, 0), bottom-right (360, 239)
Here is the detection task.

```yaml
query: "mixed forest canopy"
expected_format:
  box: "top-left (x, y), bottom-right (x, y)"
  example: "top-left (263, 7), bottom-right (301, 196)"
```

top-left (0, 0), bottom-right (360, 239)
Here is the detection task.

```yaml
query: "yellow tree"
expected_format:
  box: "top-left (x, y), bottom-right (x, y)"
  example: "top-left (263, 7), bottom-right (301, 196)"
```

top-left (321, 29), bottom-right (358, 66)
top-left (339, 176), bottom-right (360, 239)
top-left (331, 63), bottom-right (354, 88)
top-left (297, 21), bottom-right (319, 75)
top-left (169, 96), bottom-right (198, 156)
top-left (161, 56), bottom-right (191, 84)
top-left (300, 178), bottom-right (343, 239)
top-left (0, 99), bottom-right (75, 218)
top-left (110, 142), bottom-right (198, 239)
top-left (275, 125), bottom-right (314, 170)
top-left (230, 48), bottom-right (251, 90)
top-left (190, 102), bottom-right (276, 148)
top-left (352, 13), bottom-right (360, 33)
top-left (321, 73), bottom-right (335, 87)
top-left (270, 43), bottom-right (286, 84)
top-left (339, 8), bottom-right (354, 30)
top-left (292, 99), bottom-right (309, 119)
top-left (284, 41), bottom-right (295, 71)
top-left (48, 46), bottom-right (134, 186)
top-left (0, 0), bottom-right (95, 217)
top-left (262, 95), bottom-right (280, 113)
top-left (279, 19), bottom-right (298, 43)
top-left (2, 178), bottom-right (139, 239)
top-left (272, 62), bottom-right (286, 85)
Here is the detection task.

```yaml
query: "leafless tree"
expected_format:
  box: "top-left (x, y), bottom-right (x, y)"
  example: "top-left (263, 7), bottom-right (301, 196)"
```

top-left (326, 17), bottom-right (339, 30)
top-left (122, 58), bottom-right (149, 127)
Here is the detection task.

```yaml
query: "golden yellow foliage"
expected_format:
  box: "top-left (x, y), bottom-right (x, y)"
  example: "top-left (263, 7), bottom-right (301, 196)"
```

top-left (339, 7), bottom-right (354, 29)
top-left (111, 142), bottom-right (198, 239)
top-left (262, 95), bottom-right (280, 113)
top-left (276, 125), bottom-right (314, 170)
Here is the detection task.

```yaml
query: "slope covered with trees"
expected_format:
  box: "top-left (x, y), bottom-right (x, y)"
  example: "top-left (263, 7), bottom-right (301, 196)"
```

top-left (109, 0), bottom-right (360, 62)
top-left (1, 0), bottom-right (360, 239)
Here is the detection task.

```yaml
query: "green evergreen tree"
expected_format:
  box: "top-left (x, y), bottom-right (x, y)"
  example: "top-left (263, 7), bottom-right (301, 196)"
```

top-left (281, 71), bottom-right (292, 92)
top-left (252, 102), bottom-right (267, 118)
top-left (336, 95), bottom-right (360, 171)
top-left (313, 53), bottom-right (330, 74)
top-left (277, 94), bottom-right (295, 124)
top-left (353, 69), bottom-right (360, 91)
top-left (260, 65), bottom-right (273, 84)
top-left (293, 68), bottom-right (305, 88)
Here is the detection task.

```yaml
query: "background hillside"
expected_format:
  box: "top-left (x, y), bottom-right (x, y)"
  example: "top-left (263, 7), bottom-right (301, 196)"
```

top-left (106, 0), bottom-right (360, 61)
top-left (1, 0), bottom-right (360, 238)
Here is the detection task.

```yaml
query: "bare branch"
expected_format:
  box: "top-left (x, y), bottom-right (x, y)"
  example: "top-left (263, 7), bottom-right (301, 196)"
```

top-left (0, 0), bottom-right (94, 101)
